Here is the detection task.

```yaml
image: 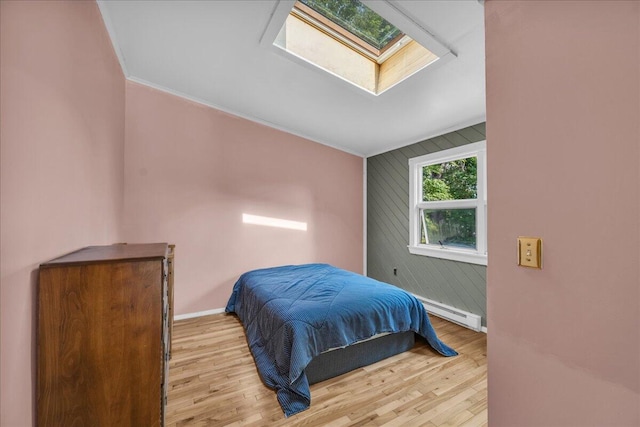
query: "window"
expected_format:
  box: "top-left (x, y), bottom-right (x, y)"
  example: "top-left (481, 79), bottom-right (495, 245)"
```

top-left (297, 0), bottom-right (404, 57)
top-left (264, 0), bottom-right (450, 95)
top-left (408, 141), bottom-right (487, 265)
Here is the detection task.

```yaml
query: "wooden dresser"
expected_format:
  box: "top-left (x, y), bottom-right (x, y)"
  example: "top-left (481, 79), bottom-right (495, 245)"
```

top-left (37, 243), bottom-right (174, 427)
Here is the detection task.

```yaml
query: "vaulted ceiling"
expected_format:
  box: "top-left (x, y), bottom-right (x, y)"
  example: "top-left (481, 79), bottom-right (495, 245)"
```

top-left (98, 0), bottom-right (485, 156)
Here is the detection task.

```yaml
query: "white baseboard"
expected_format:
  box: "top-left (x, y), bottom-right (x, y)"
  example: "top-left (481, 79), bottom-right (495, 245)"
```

top-left (172, 302), bottom-right (489, 333)
top-left (174, 308), bottom-right (225, 320)
top-left (413, 294), bottom-right (483, 332)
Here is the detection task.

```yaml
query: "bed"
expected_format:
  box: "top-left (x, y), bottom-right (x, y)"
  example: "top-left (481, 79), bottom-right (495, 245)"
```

top-left (224, 263), bottom-right (457, 416)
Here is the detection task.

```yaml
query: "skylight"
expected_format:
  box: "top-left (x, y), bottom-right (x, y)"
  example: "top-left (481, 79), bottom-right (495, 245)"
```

top-left (298, 0), bottom-right (402, 53)
top-left (265, 0), bottom-right (451, 95)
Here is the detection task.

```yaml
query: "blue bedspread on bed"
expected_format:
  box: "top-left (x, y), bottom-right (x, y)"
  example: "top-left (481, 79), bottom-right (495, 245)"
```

top-left (225, 263), bottom-right (457, 416)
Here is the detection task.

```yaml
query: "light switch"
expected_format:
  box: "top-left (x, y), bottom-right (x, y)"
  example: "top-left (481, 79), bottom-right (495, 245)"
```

top-left (517, 237), bottom-right (542, 269)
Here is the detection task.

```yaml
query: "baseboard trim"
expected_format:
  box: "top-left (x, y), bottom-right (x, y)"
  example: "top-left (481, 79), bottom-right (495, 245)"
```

top-left (172, 303), bottom-right (489, 333)
top-left (174, 308), bottom-right (225, 320)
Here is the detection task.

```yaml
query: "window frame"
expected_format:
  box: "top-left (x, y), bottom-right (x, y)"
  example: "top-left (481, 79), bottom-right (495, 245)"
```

top-left (408, 141), bottom-right (487, 265)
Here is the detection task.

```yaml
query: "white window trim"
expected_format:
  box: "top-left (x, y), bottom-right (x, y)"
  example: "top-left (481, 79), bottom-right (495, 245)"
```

top-left (408, 141), bottom-right (487, 266)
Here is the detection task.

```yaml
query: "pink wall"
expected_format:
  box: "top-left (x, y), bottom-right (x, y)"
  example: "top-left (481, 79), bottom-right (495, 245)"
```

top-left (485, 1), bottom-right (640, 425)
top-left (0, 1), bottom-right (125, 425)
top-left (0, 2), bottom-right (362, 422)
top-left (123, 82), bottom-right (363, 314)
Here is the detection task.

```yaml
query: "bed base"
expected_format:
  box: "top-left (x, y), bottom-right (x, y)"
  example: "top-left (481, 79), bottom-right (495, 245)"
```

top-left (305, 331), bottom-right (415, 385)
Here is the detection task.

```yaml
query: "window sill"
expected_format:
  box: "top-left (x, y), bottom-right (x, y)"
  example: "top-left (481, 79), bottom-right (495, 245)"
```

top-left (407, 245), bottom-right (487, 266)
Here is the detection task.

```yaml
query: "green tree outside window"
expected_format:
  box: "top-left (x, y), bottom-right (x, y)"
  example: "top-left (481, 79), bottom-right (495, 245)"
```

top-left (422, 157), bottom-right (477, 248)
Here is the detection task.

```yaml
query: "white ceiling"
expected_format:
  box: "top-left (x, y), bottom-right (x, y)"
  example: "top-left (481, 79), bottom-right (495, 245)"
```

top-left (98, 0), bottom-right (486, 157)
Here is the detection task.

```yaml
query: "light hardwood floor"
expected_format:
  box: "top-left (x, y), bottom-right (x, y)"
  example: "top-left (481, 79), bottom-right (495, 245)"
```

top-left (166, 313), bottom-right (487, 426)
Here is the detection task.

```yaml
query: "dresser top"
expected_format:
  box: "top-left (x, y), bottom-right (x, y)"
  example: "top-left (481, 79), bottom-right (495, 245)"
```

top-left (40, 243), bottom-right (169, 267)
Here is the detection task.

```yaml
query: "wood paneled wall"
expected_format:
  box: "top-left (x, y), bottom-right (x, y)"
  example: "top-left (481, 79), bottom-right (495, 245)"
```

top-left (367, 123), bottom-right (487, 326)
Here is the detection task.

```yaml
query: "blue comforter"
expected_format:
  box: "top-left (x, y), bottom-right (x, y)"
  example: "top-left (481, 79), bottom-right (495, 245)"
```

top-left (225, 263), bottom-right (457, 416)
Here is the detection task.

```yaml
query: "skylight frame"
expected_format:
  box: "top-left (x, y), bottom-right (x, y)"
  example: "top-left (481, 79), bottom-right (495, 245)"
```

top-left (260, 0), bottom-right (456, 96)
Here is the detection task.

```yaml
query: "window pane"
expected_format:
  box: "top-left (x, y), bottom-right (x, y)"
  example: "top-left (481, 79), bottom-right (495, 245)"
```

top-left (422, 156), bottom-right (477, 201)
top-left (421, 209), bottom-right (476, 250)
top-left (298, 0), bottom-right (403, 50)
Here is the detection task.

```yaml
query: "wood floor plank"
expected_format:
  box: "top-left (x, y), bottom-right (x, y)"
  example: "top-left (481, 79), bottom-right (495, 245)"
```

top-left (166, 313), bottom-right (486, 426)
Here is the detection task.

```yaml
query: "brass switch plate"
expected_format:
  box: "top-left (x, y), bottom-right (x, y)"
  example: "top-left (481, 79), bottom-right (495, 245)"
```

top-left (517, 237), bottom-right (542, 269)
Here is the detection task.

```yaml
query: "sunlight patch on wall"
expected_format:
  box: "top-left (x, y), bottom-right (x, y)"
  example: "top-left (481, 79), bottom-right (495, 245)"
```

top-left (242, 213), bottom-right (308, 231)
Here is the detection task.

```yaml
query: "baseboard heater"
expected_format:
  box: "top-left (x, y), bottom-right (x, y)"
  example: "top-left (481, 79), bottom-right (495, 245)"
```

top-left (413, 294), bottom-right (482, 332)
